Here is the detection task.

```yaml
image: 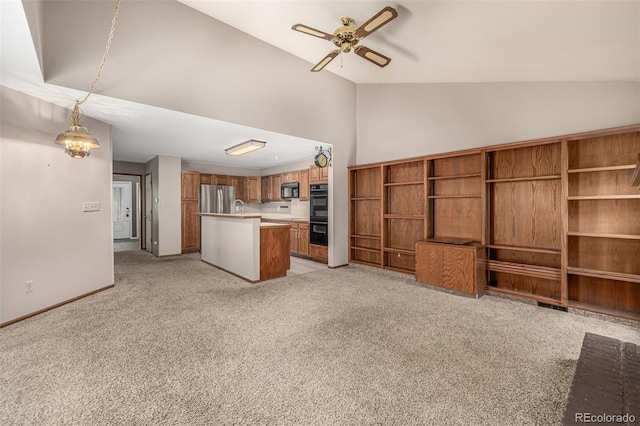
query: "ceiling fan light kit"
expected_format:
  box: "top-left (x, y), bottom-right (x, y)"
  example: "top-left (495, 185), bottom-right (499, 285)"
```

top-left (292, 6), bottom-right (398, 72)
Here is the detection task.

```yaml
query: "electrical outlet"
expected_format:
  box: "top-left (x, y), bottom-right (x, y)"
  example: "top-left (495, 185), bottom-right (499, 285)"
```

top-left (25, 280), bottom-right (34, 293)
top-left (83, 202), bottom-right (100, 212)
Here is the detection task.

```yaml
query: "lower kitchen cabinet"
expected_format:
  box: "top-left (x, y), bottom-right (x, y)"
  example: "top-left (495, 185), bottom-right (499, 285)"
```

top-left (298, 223), bottom-right (310, 257)
top-left (181, 200), bottom-right (200, 253)
top-left (309, 243), bottom-right (328, 264)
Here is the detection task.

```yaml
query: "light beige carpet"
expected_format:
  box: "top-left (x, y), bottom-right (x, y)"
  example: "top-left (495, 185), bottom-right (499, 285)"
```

top-left (1, 251), bottom-right (638, 425)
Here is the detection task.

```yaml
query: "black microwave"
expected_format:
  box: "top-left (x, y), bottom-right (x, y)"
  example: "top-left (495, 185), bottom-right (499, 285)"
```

top-left (281, 182), bottom-right (299, 199)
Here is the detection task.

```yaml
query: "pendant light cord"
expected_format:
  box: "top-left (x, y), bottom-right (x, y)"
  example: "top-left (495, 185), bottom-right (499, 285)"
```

top-left (77, 0), bottom-right (122, 106)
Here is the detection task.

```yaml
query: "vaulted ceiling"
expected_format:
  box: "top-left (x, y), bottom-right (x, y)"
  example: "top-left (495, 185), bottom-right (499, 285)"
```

top-left (2, 1), bottom-right (638, 168)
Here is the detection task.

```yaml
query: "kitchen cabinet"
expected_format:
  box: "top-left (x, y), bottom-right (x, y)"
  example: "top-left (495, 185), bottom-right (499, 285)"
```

top-left (200, 174), bottom-right (211, 185)
top-left (182, 171), bottom-right (200, 200)
top-left (282, 171), bottom-right (299, 184)
top-left (212, 174), bottom-right (229, 185)
top-left (310, 165), bottom-right (328, 183)
top-left (229, 176), bottom-right (245, 202)
top-left (245, 177), bottom-right (261, 203)
top-left (290, 223), bottom-right (299, 254)
top-left (271, 174), bottom-right (282, 201)
top-left (309, 243), bottom-right (328, 263)
top-left (299, 169), bottom-right (310, 201)
top-left (181, 171), bottom-right (201, 253)
top-left (261, 176), bottom-right (272, 202)
top-left (298, 223), bottom-right (310, 256)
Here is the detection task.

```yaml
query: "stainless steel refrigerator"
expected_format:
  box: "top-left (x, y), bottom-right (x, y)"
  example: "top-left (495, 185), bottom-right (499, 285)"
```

top-left (200, 185), bottom-right (236, 214)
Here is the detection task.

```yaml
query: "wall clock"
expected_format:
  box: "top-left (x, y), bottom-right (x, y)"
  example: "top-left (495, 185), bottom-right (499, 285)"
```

top-left (314, 151), bottom-right (328, 168)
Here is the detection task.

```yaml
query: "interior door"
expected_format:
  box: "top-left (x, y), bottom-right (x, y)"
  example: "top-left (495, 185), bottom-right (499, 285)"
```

top-left (145, 174), bottom-right (152, 251)
top-left (113, 182), bottom-right (132, 240)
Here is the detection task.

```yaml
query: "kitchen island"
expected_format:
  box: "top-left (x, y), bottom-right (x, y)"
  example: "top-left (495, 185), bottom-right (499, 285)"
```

top-left (198, 213), bottom-right (291, 282)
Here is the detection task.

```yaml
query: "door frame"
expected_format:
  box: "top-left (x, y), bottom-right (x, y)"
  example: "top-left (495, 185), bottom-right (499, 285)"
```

top-left (112, 181), bottom-right (133, 240)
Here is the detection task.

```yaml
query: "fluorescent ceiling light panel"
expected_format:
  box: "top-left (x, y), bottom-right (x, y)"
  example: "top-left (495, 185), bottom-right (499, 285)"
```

top-left (225, 139), bottom-right (266, 156)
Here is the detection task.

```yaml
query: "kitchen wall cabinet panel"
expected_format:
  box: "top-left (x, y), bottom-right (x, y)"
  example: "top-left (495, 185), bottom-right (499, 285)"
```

top-left (261, 176), bottom-right (272, 202)
top-left (181, 171), bottom-right (200, 200)
top-left (181, 200), bottom-right (200, 253)
top-left (299, 169), bottom-right (310, 201)
top-left (271, 174), bottom-right (282, 201)
top-left (246, 177), bottom-right (261, 203)
top-left (310, 165), bottom-right (328, 183)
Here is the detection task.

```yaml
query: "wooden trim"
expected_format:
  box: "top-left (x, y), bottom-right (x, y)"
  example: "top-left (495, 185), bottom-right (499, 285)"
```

top-left (486, 175), bottom-right (561, 183)
top-left (568, 164), bottom-right (636, 174)
top-left (631, 154), bottom-right (640, 187)
top-left (158, 253), bottom-right (182, 258)
top-left (486, 244), bottom-right (560, 255)
top-left (567, 195), bottom-right (640, 200)
top-left (0, 284), bottom-right (115, 328)
top-left (486, 260), bottom-right (562, 281)
top-left (567, 232), bottom-right (640, 240)
top-left (486, 287), bottom-right (561, 305)
top-left (560, 139), bottom-right (569, 306)
top-left (568, 301), bottom-right (640, 322)
top-left (427, 195), bottom-right (481, 199)
top-left (567, 267), bottom-right (640, 284)
top-left (428, 173), bottom-right (482, 181)
top-left (328, 263), bottom-right (349, 269)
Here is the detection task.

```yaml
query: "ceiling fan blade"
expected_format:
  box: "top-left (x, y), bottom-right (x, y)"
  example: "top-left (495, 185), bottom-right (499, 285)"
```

top-left (354, 6), bottom-right (398, 39)
top-left (354, 46), bottom-right (391, 68)
top-left (311, 50), bottom-right (340, 72)
top-left (291, 24), bottom-right (334, 41)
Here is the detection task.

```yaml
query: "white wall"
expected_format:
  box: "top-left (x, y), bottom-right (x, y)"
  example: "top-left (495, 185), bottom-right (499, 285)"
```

top-left (158, 155), bottom-right (181, 257)
top-left (41, 0), bottom-right (357, 268)
top-left (356, 82), bottom-right (640, 165)
top-left (0, 86), bottom-right (114, 324)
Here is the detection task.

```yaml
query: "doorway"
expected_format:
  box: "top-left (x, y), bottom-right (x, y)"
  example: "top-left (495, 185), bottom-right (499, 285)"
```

top-left (113, 174), bottom-right (141, 252)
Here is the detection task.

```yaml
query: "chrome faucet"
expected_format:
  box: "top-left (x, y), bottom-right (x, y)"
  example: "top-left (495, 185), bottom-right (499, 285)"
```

top-left (233, 199), bottom-right (245, 215)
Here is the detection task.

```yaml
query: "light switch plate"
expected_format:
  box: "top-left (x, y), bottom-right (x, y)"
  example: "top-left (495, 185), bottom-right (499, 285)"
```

top-left (83, 202), bottom-right (100, 212)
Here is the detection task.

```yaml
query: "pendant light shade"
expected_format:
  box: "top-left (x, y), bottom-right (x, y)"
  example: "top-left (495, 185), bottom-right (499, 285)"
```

top-left (54, 103), bottom-right (100, 159)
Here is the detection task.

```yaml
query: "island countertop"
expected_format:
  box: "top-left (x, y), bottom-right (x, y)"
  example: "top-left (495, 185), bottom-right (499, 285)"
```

top-left (199, 214), bottom-right (290, 282)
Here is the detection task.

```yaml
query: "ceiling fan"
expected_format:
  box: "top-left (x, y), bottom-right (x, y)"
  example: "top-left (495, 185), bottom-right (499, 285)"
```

top-left (292, 6), bottom-right (398, 72)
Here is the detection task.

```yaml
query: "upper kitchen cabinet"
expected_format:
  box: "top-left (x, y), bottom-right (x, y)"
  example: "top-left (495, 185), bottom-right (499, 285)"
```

top-left (182, 171), bottom-right (200, 200)
top-left (246, 177), bottom-right (261, 203)
top-left (299, 169), bottom-right (310, 201)
top-left (229, 176), bottom-right (246, 201)
top-left (282, 171), bottom-right (299, 184)
top-left (310, 165), bottom-right (328, 183)
top-left (261, 176), bottom-right (272, 202)
top-left (271, 174), bottom-right (283, 201)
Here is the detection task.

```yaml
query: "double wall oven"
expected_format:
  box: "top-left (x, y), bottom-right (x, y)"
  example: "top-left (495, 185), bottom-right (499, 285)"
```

top-left (309, 183), bottom-right (328, 246)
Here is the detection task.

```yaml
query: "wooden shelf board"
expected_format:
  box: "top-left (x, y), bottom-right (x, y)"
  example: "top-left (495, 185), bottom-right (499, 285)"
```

top-left (567, 164), bottom-right (636, 174)
top-left (350, 246), bottom-right (381, 254)
top-left (350, 259), bottom-right (382, 268)
top-left (567, 301), bottom-right (640, 322)
top-left (567, 195), bottom-right (640, 200)
top-left (487, 260), bottom-right (562, 281)
top-left (427, 173), bottom-right (481, 181)
top-left (384, 181), bottom-right (424, 187)
top-left (383, 247), bottom-right (416, 255)
top-left (383, 214), bottom-right (425, 220)
top-left (486, 244), bottom-right (560, 255)
top-left (567, 232), bottom-right (640, 240)
top-left (567, 267), bottom-right (640, 284)
top-left (486, 175), bottom-right (561, 183)
top-left (486, 287), bottom-right (562, 306)
top-left (350, 197), bottom-right (382, 201)
top-left (427, 195), bottom-right (482, 199)
top-left (383, 265), bottom-right (415, 275)
top-left (350, 234), bottom-right (381, 240)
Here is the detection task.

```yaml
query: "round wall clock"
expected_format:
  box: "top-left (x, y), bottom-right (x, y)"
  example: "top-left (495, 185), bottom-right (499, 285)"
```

top-left (314, 152), bottom-right (329, 168)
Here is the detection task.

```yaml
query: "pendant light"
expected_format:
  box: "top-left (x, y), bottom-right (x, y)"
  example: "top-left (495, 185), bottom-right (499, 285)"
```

top-left (54, 0), bottom-right (121, 159)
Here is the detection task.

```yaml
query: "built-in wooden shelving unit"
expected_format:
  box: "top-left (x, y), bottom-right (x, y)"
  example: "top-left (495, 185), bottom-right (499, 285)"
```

top-left (485, 142), bottom-right (563, 303)
top-left (382, 160), bottom-right (426, 274)
top-left (348, 125), bottom-right (640, 320)
top-left (565, 131), bottom-right (640, 320)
